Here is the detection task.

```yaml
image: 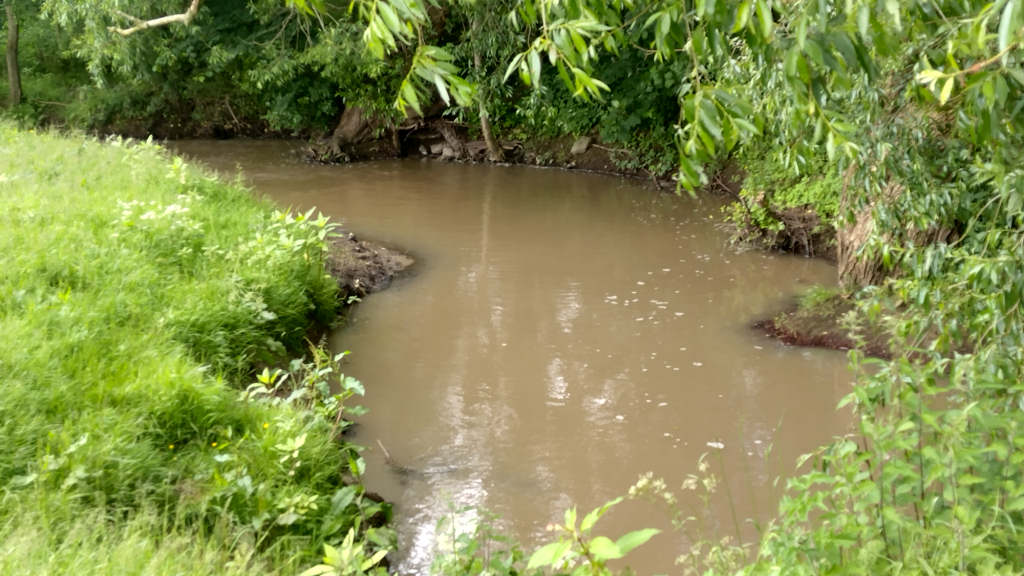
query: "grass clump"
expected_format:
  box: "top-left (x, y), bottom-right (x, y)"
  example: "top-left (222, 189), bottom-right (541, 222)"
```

top-left (0, 124), bottom-right (391, 573)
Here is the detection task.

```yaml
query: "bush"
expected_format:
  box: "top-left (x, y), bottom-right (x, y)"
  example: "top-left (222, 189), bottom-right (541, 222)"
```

top-left (724, 144), bottom-right (841, 256)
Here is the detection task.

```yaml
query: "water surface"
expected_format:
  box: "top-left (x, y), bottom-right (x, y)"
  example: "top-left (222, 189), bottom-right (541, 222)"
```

top-left (175, 140), bottom-right (852, 575)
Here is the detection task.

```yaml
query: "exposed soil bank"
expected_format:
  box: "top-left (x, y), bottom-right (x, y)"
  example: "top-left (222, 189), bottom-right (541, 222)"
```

top-left (754, 292), bottom-right (890, 359)
top-left (328, 232), bottom-right (414, 300)
top-left (305, 115), bottom-right (677, 188)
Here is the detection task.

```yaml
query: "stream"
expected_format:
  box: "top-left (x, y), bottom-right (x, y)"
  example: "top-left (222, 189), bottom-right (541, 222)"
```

top-left (175, 140), bottom-right (852, 575)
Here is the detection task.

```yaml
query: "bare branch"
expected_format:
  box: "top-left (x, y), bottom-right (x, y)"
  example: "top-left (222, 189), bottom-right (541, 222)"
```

top-left (108, 0), bottom-right (202, 37)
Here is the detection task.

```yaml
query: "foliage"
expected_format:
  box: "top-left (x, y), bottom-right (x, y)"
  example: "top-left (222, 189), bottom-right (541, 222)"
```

top-left (431, 507), bottom-right (527, 576)
top-left (300, 527), bottom-right (390, 576)
top-left (26, 0), bottom-right (402, 134)
top-left (0, 124), bottom-right (391, 573)
top-left (430, 498), bottom-right (660, 576)
top-left (724, 143), bottom-right (841, 251)
top-left (19, 0), bottom-right (681, 173)
top-left (525, 498), bottom-right (660, 574)
top-left (431, 453), bottom-right (742, 576)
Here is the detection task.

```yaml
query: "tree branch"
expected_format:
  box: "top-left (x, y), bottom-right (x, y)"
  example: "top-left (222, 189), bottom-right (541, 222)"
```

top-left (108, 0), bottom-right (202, 37)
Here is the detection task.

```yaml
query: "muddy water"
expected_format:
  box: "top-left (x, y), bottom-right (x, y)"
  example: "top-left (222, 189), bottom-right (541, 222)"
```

top-left (175, 140), bottom-right (852, 575)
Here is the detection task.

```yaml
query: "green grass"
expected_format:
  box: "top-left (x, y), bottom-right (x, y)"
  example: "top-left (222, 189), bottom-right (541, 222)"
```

top-left (0, 124), bottom-right (387, 573)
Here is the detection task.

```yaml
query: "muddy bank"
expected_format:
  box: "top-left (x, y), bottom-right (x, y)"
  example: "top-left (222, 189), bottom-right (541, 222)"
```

top-left (328, 232), bottom-right (414, 300)
top-left (754, 292), bottom-right (890, 359)
top-left (305, 111), bottom-right (675, 187)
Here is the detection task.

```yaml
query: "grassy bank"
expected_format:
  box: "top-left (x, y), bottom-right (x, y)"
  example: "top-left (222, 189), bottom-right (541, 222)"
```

top-left (0, 125), bottom-right (391, 574)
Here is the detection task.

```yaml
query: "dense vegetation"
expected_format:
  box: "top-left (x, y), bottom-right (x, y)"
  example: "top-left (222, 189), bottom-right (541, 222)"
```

top-left (4, 0), bottom-right (1024, 575)
top-left (0, 125), bottom-right (392, 575)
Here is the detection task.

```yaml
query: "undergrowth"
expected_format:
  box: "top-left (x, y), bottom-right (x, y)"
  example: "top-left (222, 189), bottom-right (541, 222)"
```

top-left (724, 144), bottom-right (842, 256)
top-left (0, 124), bottom-right (391, 574)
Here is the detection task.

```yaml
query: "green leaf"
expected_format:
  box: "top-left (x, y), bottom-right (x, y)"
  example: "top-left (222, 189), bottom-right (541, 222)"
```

top-left (580, 497), bottom-right (622, 532)
top-left (526, 540), bottom-right (572, 570)
top-left (564, 506), bottom-right (577, 529)
top-left (399, 81), bottom-right (420, 114)
top-left (916, 68), bottom-right (944, 87)
top-left (732, 0), bottom-right (750, 33)
top-left (857, 3), bottom-right (870, 39)
top-left (325, 542), bottom-right (341, 564)
top-left (360, 549), bottom-right (389, 571)
top-left (998, 0), bottom-right (1019, 63)
top-left (732, 117), bottom-right (760, 136)
top-left (1007, 67), bottom-right (1024, 86)
top-left (884, 0), bottom-right (901, 31)
top-left (615, 528), bottom-right (660, 555)
top-left (755, 0), bottom-right (772, 39)
top-left (433, 74), bottom-right (450, 105)
top-left (377, 2), bottom-right (402, 35)
top-left (528, 50), bottom-right (542, 88)
top-left (959, 473), bottom-right (985, 485)
top-left (298, 564), bottom-right (336, 576)
top-left (503, 53), bottom-right (525, 83)
top-left (556, 60), bottom-right (573, 91)
top-left (588, 536), bottom-right (623, 561)
top-left (939, 77), bottom-right (954, 105)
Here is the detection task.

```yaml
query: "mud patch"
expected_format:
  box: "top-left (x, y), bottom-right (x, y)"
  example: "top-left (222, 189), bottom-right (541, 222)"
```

top-left (327, 233), bottom-right (414, 298)
top-left (754, 292), bottom-right (890, 359)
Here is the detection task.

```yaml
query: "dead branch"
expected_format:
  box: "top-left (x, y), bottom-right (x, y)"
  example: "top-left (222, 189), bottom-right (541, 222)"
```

top-left (109, 0), bottom-right (202, 37)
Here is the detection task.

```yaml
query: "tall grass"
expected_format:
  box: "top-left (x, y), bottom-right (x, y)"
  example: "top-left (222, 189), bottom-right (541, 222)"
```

top-left (0, 124), bottom-right (386, 573)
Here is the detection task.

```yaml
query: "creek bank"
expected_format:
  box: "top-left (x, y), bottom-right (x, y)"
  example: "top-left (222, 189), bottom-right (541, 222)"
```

top-left (304, 110), bottom-right (674, 187)
top-left (753, 291), bottom-right (891, 359)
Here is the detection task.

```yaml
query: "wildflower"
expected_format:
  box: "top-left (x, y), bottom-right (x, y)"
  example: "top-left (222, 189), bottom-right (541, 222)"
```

top-left (211, 441), bottom-right (218, 447)
top-left (706, 441), bottom-right (725, 450)
top-left (168, 444), bottom-right (174, 450)
top-left (263, 422), bottom-right (269, 429)
top-left (702, 475), bottom-right (718, 493)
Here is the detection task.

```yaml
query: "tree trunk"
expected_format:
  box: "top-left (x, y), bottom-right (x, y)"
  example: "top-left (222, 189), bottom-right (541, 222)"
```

top-left (477, 97), bottom-right (503, 162)
top-left (471, 21), bottom-right (503, 162)
top-left (837, 206), bottom-right (887, 290)
top-left (5, 0), bottom-right (20, 107)
top-left (836, 177), bottom-right (892, 290)
top-left (837, 181), bottom-right (951, 290)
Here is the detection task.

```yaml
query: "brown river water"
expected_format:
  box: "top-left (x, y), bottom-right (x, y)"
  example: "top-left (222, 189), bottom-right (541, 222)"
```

top-left (174, 140), bottom-right (852, 575)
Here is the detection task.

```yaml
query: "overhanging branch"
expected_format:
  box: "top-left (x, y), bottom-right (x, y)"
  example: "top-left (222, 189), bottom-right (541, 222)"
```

top-left (109, 0), bottom-right (202, 37)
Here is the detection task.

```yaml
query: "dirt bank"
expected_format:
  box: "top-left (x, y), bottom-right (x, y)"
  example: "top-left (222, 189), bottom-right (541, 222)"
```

top-left (753, 292), bottom-right (891, 359)
top-left (328, 232), bottom-right (414, 300)
top-left (305, 115), bottom-right (677, 189)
